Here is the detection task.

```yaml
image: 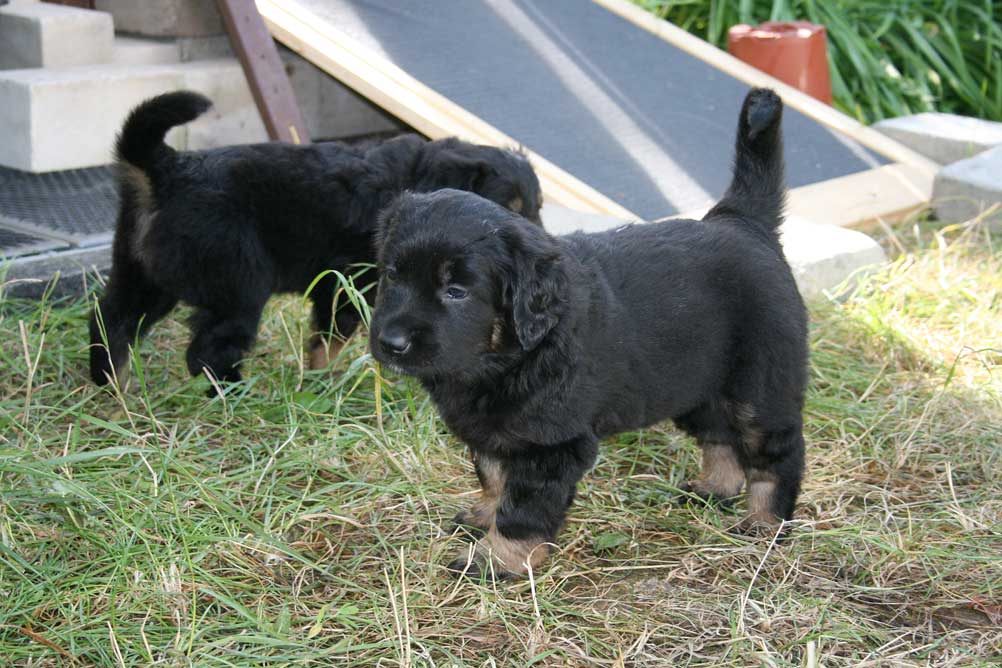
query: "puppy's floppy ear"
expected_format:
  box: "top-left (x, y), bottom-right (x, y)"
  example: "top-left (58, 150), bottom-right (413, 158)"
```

top-left (445, 152), bottom-right (494, 194)
top-left (501, 221), bottom-right (567, 351)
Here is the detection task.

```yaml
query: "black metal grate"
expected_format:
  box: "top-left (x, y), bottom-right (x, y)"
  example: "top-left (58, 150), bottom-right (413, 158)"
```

top-left (0, 165), bottom-right (119, 244)
top-left (0, 225), bottom-right (66, 259)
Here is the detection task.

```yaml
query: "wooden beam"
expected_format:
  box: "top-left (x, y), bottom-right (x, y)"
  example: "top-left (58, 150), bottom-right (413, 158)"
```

top-left (786, 162), bottom-right (932, 228)
top-left (592, 0), bottom-right (940, 178)
top-left (254, 0), bottom-right (640, 219)
top-left (256, 0), bottom-right (932, 227)
top-left (217, 0), bottom-right (309, 145)
top-left (671, 162), bottom-right (932, 228)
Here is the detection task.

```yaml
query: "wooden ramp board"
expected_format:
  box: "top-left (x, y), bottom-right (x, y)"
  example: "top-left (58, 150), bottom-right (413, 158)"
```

top-left (259, 0), bottom-right (934, 223)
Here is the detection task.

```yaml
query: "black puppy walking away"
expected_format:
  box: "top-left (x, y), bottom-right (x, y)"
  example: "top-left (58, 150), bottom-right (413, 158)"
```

top-left (89, 91), bottom-right (541, 390)
top-left (370, 89), bottom-right (808, 578)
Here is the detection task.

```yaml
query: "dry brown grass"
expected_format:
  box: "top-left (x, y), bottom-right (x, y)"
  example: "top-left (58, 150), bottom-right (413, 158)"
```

top-left (0, 214), bottom-right (999, 666)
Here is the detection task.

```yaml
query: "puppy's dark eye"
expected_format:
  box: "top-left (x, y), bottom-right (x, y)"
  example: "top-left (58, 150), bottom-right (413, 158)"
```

top-left (444, 286), bottom-right (468, 300)
top-left (384, 266), bottom-right (399, 282)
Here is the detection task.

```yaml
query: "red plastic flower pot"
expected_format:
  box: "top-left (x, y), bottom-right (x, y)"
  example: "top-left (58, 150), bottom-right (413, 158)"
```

top-left (728, 21), bottom-right (833, 105)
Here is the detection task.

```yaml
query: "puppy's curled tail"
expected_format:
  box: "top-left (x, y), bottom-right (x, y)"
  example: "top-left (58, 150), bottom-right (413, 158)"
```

top-left (116, 90), bottom-right (212, 171)
top-left (704, 88), bottom-right (786, 248)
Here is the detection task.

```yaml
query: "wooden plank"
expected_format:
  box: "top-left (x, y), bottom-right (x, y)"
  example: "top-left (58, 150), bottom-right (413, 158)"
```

top-left (257, 0), bottom-right (932, 226)
top-left (671, 162), bottom-right (932, 228)
top-left (40, 0), bottom-right (95, 8)
top-left (217, 0), bottom-right (309, 145)
top-left (592, 0), bottom-right (939, 178)
top-left (254, 0), bottom-right (639, 219)
top-left (787, 162), bottom-right (932, 228)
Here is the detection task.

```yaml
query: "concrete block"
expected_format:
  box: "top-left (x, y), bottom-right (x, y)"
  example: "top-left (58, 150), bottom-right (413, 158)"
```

top-left (0, 64), bottom-right (182, 171)
top-left (280, 47), bottom-right (404, 141)
top-left (873, 112), bottom-right (1002, 165)
top-left (94, 0), bottom-right (223, 37)
top-left (541, 202), bottom-right (630, 235)
top-left (780, 216), bottom-right (887, 299)
top-left (0, 2), bottom-right (114, 69)
top-left (177, 35), bottom-right (232, 61)
top-left (2, 245), bottom-right (110, 300)
top-left (541, 205), bottom-right (886, 300)
top-left (932, 145), bottom-right (1002, 228)
top-left (176, 59), bottom-right (268, 149)
top-left (111, 35), bottom-right (180, 66)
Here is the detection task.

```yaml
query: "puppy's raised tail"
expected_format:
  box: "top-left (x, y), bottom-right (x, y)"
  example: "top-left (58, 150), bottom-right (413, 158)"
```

top-left (116, 90), bottom-right (212, 172)
top-left (704, 88), bottom-right (786, 248)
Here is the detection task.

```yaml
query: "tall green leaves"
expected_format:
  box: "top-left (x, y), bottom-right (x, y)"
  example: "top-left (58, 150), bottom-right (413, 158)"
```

top-left (635, 0), bottom-right (1002, 123)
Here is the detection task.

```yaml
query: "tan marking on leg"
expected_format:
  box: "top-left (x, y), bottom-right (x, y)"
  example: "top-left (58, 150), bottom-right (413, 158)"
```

top-left (689, 444), bottom-right (744, 498)
top-left (742, 471), bottom-right (781, 530)
top-left (476, 527), bottom-right (549, 577)
top-left (308, 334), bottom-right (346, 370)
top-left (457, 455), bottom-right (506, 530)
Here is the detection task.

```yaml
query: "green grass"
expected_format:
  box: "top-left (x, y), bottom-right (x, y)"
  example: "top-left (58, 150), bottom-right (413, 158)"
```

top-left (1, 215), bottom-right (1000, 666)
top-left (635, 0), bottom-right (1002, 124)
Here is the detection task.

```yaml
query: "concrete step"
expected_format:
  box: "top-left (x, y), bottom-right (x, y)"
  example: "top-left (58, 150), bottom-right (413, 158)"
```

top-left (0, 0), bottom-right (114, 70)
top-left (933, 145), bottom-right (1002, 230)
top-left (0, 48), bottom-right (404, 172)
top-left (540, 204), bottom-right (887, 300)
top-left (0, 59), bottom-right (273, 172)
top-left (111, 35), bottom-right (181, 66)
top-left (873, 112), bottom-right (1002, 166)
top-left (94, 0), bottom-right (224, 38)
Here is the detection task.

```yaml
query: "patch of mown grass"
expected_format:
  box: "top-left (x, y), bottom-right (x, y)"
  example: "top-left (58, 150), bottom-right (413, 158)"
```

top-left (1, 216), bottom-right (999, 666)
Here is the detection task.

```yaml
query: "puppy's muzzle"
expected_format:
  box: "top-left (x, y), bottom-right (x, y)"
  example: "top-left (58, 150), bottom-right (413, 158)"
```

top-left (377, 326), bottom-right (413, 357)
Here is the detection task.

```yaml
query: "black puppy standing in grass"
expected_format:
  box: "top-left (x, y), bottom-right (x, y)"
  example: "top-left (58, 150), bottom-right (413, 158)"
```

top-left (370, 89), bottom-right (807, 578)
top-left (89, 91), bottom-right (542, 390)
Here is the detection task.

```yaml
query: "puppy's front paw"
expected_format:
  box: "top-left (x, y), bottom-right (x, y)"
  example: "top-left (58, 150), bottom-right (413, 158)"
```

top-left (446, 530), bottom-right (550, 580)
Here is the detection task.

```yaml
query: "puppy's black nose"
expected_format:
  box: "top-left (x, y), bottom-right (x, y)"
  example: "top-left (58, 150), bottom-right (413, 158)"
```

top-left (379, 330), bottom-right (412, 356)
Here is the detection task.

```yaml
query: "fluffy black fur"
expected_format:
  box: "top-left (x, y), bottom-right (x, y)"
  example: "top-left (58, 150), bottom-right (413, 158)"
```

top-left (89, 90), bottom-right (542, 389)
top-left (370, 89), bottom-right (808, 578)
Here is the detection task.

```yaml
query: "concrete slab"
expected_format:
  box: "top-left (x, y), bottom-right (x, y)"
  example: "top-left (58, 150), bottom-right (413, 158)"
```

top-left (541, 202), bottom-right (633, 235)
top-left (111, 35), bottom-right (181, 66)
top-left (1, 245), bottom-right (110, 300)
top-left (178, 59), bottom-right (268, 149)
top-left (873, 112), bottom-right (1002, 165)
top-left (780, 216), bottom-right (886, 299)
top-left (280, 47), bottom-right (404, 141)
top-left (0, 1), bottom-right (114, 69)
top-left (933, 145), bottom-right (1002, 229)
top-left (94, 0), bottom-right (223, 38)
top-left (0, 64), bottom-right (183, 171)
top-left (541, 204), bottom-right (887, 300)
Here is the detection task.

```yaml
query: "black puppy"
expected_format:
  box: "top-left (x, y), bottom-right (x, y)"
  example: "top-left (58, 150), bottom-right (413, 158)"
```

top-left (89, 91), bottom-right (542, 389)
top-left (370, 89), bottom-right (807, 578)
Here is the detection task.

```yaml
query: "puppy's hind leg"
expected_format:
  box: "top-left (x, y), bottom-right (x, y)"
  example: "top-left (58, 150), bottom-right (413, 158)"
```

top-left (90, 258), bottom-right (176, 386)
top-left (186, 305), bottom-right (264, 392)
top-left (738, 423), bottom-right (804, 536)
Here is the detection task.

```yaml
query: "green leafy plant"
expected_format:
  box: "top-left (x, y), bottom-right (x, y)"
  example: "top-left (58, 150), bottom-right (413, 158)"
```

top-left (635, 0), bottom-right (1002, 123)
